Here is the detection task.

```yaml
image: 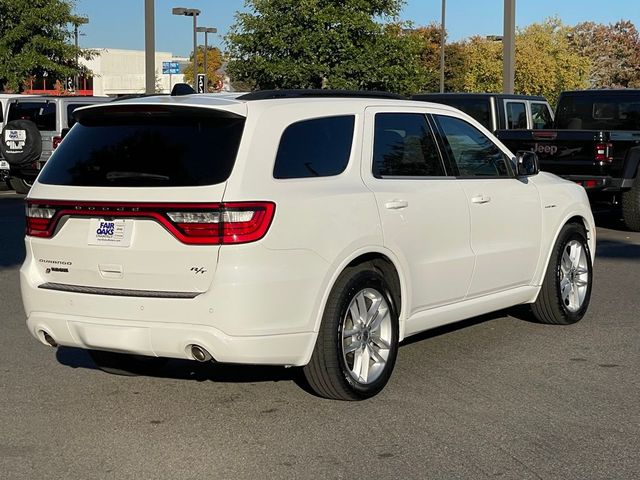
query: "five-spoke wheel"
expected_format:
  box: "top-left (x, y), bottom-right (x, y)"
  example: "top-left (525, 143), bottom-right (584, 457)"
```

top-left (304, 265), bottom-right (399, 400)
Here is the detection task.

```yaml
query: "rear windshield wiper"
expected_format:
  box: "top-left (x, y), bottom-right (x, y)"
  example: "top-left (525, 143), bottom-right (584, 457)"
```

top-left (105, 171), bottom-right (170, 182)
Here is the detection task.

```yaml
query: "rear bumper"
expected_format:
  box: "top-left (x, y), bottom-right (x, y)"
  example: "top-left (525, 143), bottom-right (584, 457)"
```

top-left (26, 312), bottom-right (316, 366)
top-left (21, 240), bottom-right (330, 366)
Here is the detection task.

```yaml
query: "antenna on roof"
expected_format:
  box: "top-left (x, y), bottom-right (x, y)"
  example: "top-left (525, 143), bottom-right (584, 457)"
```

top-left (171, 83), bottom-right (196, 96)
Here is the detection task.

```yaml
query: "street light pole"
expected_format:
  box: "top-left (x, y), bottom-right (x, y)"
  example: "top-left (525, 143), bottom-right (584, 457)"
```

top-left (144, 0), bottom-right (155, 94)
top-left (196, 27), bottom-right (217, 92)
top-left (503, 0), bottom-right (516, 94)
top-left (73, 17), bottom-right (89, 92)
top-left (172, 7), bottom-right (201, 88)
top-left (439, 0), bottom-right (446, 93)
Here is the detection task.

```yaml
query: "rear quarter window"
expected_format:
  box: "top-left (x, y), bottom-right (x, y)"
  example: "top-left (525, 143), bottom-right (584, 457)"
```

top-left (273, 115), bottom-right (355, 179)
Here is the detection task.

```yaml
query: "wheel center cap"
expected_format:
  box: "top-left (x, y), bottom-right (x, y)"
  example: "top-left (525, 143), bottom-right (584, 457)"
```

top-left (362, 330), bottom-right (370, 342)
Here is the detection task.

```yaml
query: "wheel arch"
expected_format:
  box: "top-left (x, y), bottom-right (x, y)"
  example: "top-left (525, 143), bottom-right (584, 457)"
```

top-left (532, 210), bottom-right (595, 293)
top-left (308, 247), bottom-right (410, 359)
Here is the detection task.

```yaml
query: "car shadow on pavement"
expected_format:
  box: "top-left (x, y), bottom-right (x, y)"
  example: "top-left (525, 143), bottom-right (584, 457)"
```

top-left (593, 207), bottom-right (633, 232)
top-left (0, 196), bottom-right (26, 269)
top-left (596, 239), bottom-right (640, 260)
top-left (55, 346), bottom-right (303, 384)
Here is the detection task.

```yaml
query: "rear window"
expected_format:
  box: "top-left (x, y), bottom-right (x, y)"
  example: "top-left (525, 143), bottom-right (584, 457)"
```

top-left (556, 94), bottom-right (640, 130)
top-left (38, 112), bottom-right (245, 187)
top-left (8, 102), bottom-right (56, 131)
top-left (273, 115), bottom-right (355, 179)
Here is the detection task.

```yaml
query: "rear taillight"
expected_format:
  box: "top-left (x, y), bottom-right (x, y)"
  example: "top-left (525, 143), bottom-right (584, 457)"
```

top-left (25, 200), bottom-right (275, 245)
top-left (26, 205), bottom-right (56, 237)
top-left (52, 136), bottom-right (62, 150)
top-left (595, 142), bottom-right (613, 163)
top-left (167, 202), bottom-right (275, 244)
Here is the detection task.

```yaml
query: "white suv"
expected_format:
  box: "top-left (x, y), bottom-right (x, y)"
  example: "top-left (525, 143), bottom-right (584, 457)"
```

top-left (21, 90), bottom-right (595, 400)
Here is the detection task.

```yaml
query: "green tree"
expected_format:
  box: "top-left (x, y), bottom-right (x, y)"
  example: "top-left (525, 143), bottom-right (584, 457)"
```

top-left (406, 23), bottom-right (443, 93)
top-left (570, 20), bottom-right (640, 88)
top-left (225, 0), bottom-right (428, 95)
top-left (515, 18), bottom-right (590, 104)
top-left (443, 18), bottom-right (589, 104)
top-left (183, 46), bottom-right (225, 91)
top-left (0, 0), bottom-right (92, 92)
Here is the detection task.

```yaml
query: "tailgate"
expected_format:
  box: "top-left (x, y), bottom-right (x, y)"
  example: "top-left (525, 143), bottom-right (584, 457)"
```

top-left (496, 129), bottom-right (604, 176)
top-left (25, 102), bottom-right (247, 296)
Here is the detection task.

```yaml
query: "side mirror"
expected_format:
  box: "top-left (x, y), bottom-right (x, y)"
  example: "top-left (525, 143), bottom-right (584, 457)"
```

top-left (515, 151), bottom-right (539, 176)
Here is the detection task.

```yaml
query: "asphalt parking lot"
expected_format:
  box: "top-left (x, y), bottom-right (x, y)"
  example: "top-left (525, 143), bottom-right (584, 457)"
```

top-left (1, 191), bottom-right (639, 480)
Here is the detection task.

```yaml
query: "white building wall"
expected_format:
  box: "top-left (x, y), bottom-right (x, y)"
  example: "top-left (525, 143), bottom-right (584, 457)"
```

top-left (82, 49), bottom-right (186, 96)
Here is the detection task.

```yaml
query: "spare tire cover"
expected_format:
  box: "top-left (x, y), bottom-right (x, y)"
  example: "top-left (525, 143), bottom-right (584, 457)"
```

top-left (0, 120), bottom-right (43, 167)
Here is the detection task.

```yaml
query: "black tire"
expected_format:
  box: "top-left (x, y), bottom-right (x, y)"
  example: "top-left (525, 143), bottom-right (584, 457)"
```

top-left (531, 223), bottom-right (593, 325)
top-left (303, 264), bottom-right (399, 400)
top-left (89, 350), bottom-right (168, 376)
top-left (8, 177), bottom-right (31, 194)
top-left (622, 181), bottom-right (640, 232)
top-left (0, 120), bottom-right (42, 168)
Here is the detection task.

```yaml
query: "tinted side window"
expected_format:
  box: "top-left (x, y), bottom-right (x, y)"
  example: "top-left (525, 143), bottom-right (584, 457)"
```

top-left (505, 101), bottom-right (527, 129)
top-left (531, 102), bottom-right (553, 129)
top-left (273, 116), bottom-right (355, 179)
top-left (434, 115), bottom-right (510, 177)
top-left (373, 113), bottom-right (445, 178)
top-left (8, 102), bottom-right (57, 131)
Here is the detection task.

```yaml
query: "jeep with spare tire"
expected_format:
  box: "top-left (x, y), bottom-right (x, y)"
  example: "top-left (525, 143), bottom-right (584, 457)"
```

top-left (0, 96), bottom-right (112, 193)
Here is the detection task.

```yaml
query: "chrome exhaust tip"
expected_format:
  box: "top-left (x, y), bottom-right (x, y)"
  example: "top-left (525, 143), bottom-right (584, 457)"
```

top-left (41, 331), bottom-right (58, 347)
top-left (190, 345), bottom-right (212, 362)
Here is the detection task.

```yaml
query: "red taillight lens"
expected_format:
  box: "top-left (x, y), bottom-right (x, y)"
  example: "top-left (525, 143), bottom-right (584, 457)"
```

top-left (52, 136), bottom-right (62, 150)
top-left (26, 205), bottom-right (56, 237)
top-left (595, 142), bottom-right (613, 163)
top-left (167, 202), bottom-right (275, 244)
top-left (25, 200), bottom-right (276, 245)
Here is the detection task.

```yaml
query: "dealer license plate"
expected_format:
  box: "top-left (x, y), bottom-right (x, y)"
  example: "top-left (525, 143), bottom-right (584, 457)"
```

top-left (87, 219), bottom-right (133, 247)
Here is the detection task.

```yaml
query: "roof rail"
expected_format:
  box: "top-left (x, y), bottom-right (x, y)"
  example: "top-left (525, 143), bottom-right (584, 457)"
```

top-left (237, 89), bottom-right (405, 101)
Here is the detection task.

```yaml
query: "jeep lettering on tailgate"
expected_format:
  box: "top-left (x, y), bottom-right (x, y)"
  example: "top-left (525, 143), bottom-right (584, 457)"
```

top-left (532, 143), bottom-right (558, 155)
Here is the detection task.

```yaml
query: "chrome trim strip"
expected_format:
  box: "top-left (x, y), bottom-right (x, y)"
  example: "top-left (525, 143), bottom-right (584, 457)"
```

top-left (38, 282), bottom-right (201, 299)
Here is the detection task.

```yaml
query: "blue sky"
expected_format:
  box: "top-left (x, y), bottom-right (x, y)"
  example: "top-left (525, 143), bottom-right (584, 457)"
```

top-left (74, 0), bottom-right (640, 57)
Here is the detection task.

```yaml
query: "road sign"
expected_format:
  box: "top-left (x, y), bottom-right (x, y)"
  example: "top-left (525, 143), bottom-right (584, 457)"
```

top-left (162, 61), bottom-right (180, 74)
top-left (197, 74), bottom-right (206, 94)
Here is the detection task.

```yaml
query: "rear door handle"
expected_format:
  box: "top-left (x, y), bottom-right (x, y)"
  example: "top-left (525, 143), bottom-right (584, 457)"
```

top-left (385, 200), bottom-right (409, 210)
top-left (470, 195), bottom-right (491, 204)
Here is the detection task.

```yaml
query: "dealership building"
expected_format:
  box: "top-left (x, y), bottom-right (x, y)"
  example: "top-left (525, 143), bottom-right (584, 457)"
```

top-left (24, 48), bottom-right (190, 96)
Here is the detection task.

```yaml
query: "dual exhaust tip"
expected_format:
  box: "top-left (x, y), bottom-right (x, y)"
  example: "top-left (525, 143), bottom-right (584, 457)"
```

top-left (40, 330), bottom-right (58, 347)
top-left (190, 344), bottom-right (213, 363)
top-left (39, 330), bottom-right (212, 363)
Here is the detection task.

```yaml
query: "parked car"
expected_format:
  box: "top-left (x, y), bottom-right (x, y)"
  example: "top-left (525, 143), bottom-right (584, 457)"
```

top-left (495, 89), bottom-right (640, 230)
top-left (0, 95), bottom-right (113, 193)
top-left (22, 89), bottom-right (595, 400)
top-left (411, 92), bottom-right (554, 132)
